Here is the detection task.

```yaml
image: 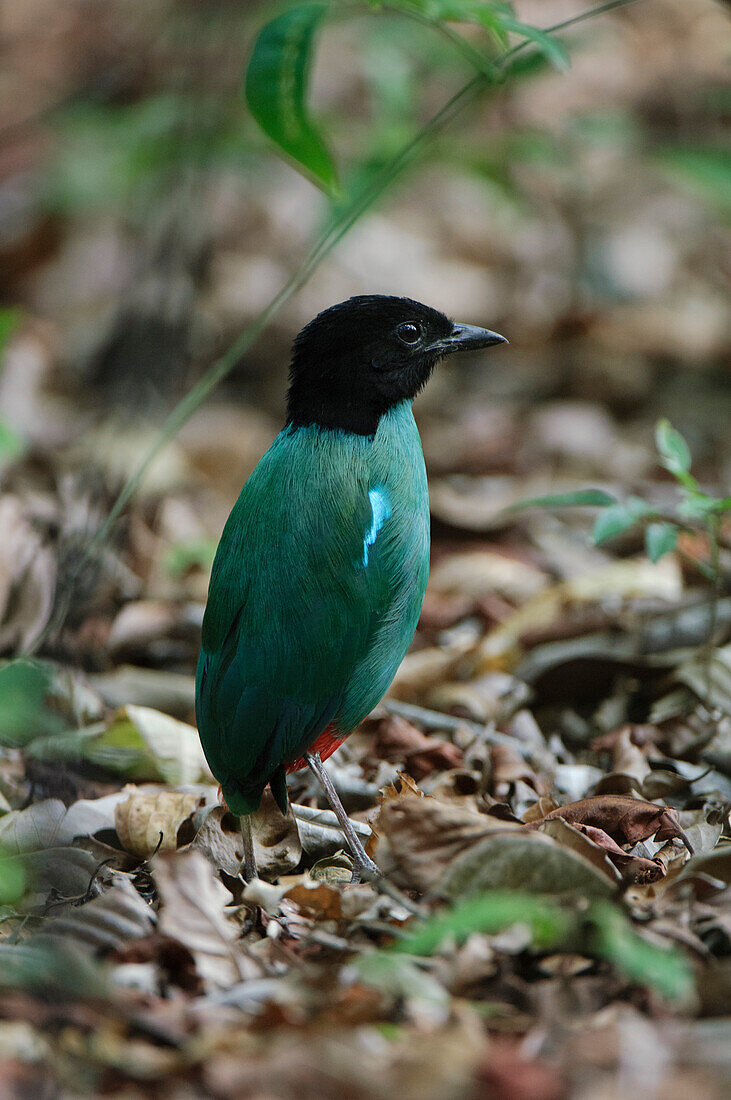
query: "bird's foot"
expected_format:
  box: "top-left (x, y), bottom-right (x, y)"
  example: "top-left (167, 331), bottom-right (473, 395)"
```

top-left (349, 853), bottom-right (380, 886)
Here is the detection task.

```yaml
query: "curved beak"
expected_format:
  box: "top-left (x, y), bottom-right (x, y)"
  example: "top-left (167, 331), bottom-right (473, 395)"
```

top-left (444, 322), bottom-right (508, 355)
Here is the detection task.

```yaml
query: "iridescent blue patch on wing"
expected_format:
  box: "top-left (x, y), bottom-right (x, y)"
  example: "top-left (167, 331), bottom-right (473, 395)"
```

top-left (363, 487), bottom-right (392, 566)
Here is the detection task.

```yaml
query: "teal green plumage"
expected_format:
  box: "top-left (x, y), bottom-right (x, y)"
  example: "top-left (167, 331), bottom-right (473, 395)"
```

top-left (195, 400), bottom-right (430, 815)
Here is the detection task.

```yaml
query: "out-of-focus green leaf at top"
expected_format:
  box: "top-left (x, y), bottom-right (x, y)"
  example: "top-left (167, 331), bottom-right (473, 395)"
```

top-left (244, 3), bottom-right (339, 194)
top-left (376, 0), bottom-right (509, 47)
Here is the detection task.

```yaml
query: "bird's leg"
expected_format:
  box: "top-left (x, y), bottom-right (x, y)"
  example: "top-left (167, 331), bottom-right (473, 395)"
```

top-left (305, 752), bottom-right (380, 883)
top-left (240, 814), bottom-right (258, 881)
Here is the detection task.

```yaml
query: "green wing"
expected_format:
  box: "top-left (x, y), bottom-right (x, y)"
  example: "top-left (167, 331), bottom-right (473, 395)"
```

top-left (195, 427), bottom-right (405, 814)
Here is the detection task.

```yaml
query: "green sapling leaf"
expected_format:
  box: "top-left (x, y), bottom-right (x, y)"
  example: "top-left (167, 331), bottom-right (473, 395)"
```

top-left (592, 497), bottom-right (650, 545)
top-left (506, 489), bottom-right (618, 512)
top-left (244, 3), bottom-right (339, 194)
top-left (645, 522), bottom-right (679, 563)
top-left (655, 419), bottom-right (692, 479)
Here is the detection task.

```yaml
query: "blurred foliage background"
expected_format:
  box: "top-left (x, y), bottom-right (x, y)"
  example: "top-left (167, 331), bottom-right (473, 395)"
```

top-left (1, 0), bottom-right (729, 665)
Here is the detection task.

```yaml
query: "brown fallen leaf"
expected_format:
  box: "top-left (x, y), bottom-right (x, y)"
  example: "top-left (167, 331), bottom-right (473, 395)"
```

top-left (378, 772), bottom-right (425, 804)
top-left (530, 795), bottom-right (694, 855)
top-left (371, 715), bottom-right (463, 779)
top-left (489, 743), bottom-right (538, 798)
top-left (590, 723), bottom-right (662, 753)
top-left (387, 632), bottom-right (477, 699)
top-left (608, 725), bottom-right (651, 784)
top-left (284, 879), bottom-right (343, 921)
top-left (418, 589), bottom-right (473, 630)
top-left (524, 796), bottom-right (559, 823)
top-left (153, 849), bottom-right (245, 990)
top-left (115, 787), bottom-right (202, 858)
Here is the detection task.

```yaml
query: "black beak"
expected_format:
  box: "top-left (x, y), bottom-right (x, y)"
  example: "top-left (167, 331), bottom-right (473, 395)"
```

top-left (443, 322), bottom-right (508, 354)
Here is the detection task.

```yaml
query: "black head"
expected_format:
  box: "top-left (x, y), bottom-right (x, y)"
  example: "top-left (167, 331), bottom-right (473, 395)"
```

top-left (286, 294), bottom-right (506, 435)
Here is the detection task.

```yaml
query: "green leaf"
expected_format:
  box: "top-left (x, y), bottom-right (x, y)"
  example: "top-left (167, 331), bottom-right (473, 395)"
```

top-left (656, 145), bottom-right (731, 213)
top-left (0, 661), bottom-right (66, 748)
top-left (592, 497), bottom-right (650, 545)
top-left (0, 307), bottom-right (21, 362)
top-left (25, 705), bottom-right (213, 785)
top-left (500, 16), bottom-right (570, 71)
top-left (244, 3), bottom-right (339, 194)
top-left (645, 522), bottom-right (679, 563)
top-left (391, 891), bottom-right (574, 956)
top-left (0, 416), bottom-right (26, 468)
top-left (589, 901), bottom-right (694, 1001)
top-left (0, 857), bottom-right (25, 906)
top-left (379, 1), bottom-right (569, 70)
top-left (373, 1), bottom-right (510, 48)
top-left (655, 418), bottom-right (692, 478)
top-left (508, 489), bottom-right (618, 513)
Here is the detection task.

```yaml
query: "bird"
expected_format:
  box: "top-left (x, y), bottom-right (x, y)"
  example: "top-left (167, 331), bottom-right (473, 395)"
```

top-left (195, 294), bottom-right (506, 881)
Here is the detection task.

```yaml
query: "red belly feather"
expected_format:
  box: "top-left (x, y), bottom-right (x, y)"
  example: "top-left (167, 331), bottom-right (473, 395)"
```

top-left (217, 724), bottom-right (346, 811)
top-left (286, 723), bottom-right (345, 774)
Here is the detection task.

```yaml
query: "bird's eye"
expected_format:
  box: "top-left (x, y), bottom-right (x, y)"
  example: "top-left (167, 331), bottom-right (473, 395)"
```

top-left (395, 322), bottom-right (421, 346)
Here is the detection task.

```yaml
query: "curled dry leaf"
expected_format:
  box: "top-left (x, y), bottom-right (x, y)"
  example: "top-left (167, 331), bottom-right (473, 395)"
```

top-left (115, 787), bottom-right (202, 858)
top-left (532, 795), bottom-right (694, 855)
top-left (249, 790), bottom-right (303, 879)
top-left (378, 772), bottom-right (424, 803)
top-left (544, 819), bottom-right (664, 884)
top-left (524, 796), bottom-right (559, 823)
top-left (536, 818), bottom-right (623, 885)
